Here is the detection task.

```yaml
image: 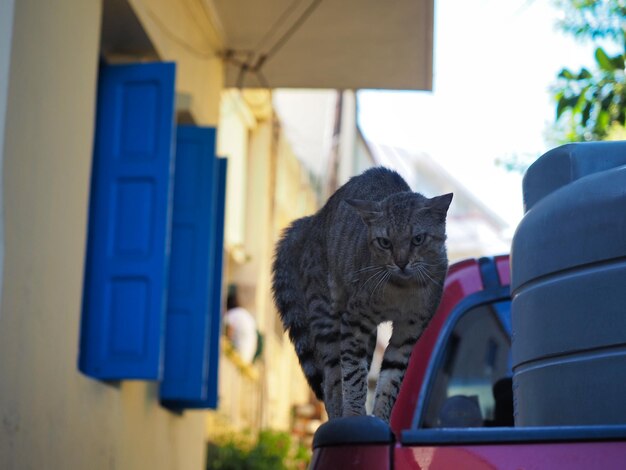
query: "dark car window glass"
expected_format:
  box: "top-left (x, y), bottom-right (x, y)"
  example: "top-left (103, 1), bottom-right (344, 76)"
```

top-left (422, 300), bottom-right (513, 428)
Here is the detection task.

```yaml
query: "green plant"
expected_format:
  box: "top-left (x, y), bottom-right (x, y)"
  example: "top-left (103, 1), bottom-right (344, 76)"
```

top-left (551, 0), bottom-right (626, 142)
top-left (206, 429), bottom-right (310, 470)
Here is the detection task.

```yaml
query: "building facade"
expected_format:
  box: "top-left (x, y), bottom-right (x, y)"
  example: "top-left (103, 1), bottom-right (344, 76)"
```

top-left (0, 1), bottom-right (434, 468)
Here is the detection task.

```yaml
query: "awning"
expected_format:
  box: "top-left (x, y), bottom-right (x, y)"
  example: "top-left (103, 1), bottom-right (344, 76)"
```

top-left (210, 0), bottom-right (434, 90)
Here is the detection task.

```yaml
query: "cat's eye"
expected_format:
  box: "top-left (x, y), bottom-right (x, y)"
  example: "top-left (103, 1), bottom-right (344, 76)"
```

top-left (411, 234), bottom-right (426, 246)
top-left (376, 237), bottom-right (392, 250)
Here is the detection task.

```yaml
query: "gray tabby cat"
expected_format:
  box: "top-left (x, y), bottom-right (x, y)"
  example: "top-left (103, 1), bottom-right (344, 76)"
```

top-left (272, 167), bottom-right (452, 422)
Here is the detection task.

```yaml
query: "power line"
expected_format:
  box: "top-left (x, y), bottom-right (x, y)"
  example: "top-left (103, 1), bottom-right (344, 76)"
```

top-left (254, 0), bottom-right (305, 53)
top-left (148, 0), bottom-right (324, 89)
top-left (237, 0), bottom-right (323, 89)
top-left (262, 0), bottom-right (323, 63)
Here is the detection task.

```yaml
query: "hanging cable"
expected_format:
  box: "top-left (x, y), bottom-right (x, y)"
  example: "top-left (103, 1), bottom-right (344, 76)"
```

top-left (256, 70), bottom-right (271, 90)
top-left (254, 0), bottom-right (305, 54)
top-left (260, 0), bottom-right (322, 63)
top-left (230, 0), bottom-right (323, 89)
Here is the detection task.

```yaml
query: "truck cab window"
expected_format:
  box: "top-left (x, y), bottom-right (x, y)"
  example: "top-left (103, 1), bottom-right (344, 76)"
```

top-left (422, 300), bottom-right (513, 428)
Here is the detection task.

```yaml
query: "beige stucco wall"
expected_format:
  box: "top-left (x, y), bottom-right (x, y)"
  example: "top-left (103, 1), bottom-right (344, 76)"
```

top-left (129, 0), bottom-right (224, 126)
top-left (265, 129), bottom-right (318, 430)
top-left (208, 93), bottom-right (318, 434)
top-left (238, 118), bottom-right (272, 332)
top-left (127, 0), bottom-right (321, 435)
top-left (217, 91), bottom-right (254, 253)
top-left (0, 0), bottom-right (14, 307)
top-left (0, 0), bottom-right (328, 466)
top-left (0, 1), bottom-right (208, 469)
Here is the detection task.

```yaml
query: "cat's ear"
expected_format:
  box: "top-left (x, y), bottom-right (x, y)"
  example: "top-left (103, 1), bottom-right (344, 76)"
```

top-left (344, 199), bottom-right (383, 225)
top-left (428, 193), bottom-right (453, 220)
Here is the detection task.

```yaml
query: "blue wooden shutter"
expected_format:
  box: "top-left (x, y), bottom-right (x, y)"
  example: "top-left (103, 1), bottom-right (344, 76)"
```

top-left (160, 126), bottom-right (227, 409)
top-left (204, 157), bottom-right (228, 408)
top-left (79, 62), bottom-right (176, 380)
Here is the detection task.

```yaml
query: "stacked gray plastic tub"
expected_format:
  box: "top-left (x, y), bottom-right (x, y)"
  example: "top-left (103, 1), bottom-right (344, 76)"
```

top-left (511, 141), bottom-right (626, 426)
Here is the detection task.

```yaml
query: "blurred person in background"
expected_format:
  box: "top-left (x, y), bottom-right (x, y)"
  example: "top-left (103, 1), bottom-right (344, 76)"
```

top-left (224, 286), bottom-right (258, 364)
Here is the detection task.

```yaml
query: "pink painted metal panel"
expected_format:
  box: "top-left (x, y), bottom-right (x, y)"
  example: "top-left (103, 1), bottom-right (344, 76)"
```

top-left (494, 255), bottom-right (510, 286)
top-left (395, 442), bottom-right (626, 470)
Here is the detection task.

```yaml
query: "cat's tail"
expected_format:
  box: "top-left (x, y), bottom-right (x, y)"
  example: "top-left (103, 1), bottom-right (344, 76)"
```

top-left (272, 216), bottom-right (324, 401)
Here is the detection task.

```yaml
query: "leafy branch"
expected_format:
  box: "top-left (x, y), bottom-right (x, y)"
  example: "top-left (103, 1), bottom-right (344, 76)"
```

top-left (551, 0), bottom-right (626, 142)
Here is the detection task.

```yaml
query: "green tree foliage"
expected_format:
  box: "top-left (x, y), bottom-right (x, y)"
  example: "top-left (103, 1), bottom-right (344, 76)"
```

top-left (552, 0), bottom-right (626, 142)
top-left (206, 429), bottom-right (310, 470)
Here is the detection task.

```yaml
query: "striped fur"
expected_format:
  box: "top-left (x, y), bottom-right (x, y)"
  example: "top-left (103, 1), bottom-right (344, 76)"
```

top-left (272, 167), bottom-right (452, 422)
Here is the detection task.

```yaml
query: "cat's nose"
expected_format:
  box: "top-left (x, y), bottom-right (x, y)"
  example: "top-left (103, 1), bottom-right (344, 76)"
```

top-left (396, 261), bottom-right (408, 270)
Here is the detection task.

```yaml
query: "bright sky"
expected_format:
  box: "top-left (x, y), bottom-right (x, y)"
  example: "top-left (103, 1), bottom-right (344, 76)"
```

top-left (357, 0), bottom-right (598, 229)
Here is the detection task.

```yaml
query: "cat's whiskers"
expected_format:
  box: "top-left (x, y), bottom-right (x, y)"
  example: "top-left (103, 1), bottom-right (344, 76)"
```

top-left (354, 265), bottom-right (381, 274)
top-left (369, 270), bottom-right (391, 301)
top-left (381, 272), bottom-right (391, 298)
top-left (416, 264), bottom-right (443, 288)
top-left (416, 259), bottom-right (447, 270)
top-left (413, 264), bottom-right (426, 285)
top-left (351, 265), bottom-right (384, 284)
top-left (357, 267), bottom-right (387, 294)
